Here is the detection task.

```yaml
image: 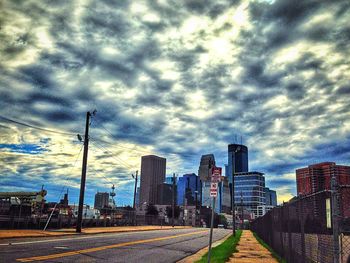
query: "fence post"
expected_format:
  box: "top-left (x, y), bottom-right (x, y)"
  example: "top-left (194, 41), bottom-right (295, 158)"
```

top-left (287, 204), bottom-right (293, 263)
top-left (331, 176), bottom-right (340, 263)
top-left (299, 199), bottom-right (306, 263)
top-left (280, 207), bottom-right (284, 259)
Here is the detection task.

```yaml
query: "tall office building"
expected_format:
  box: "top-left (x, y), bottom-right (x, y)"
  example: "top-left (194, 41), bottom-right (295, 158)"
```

top-left (157, 183), bottom-right (176, 205)
top-left (264, 187), bottom-right (277, 206)
top-left (296, 162), bottom-right (350, 195)
top-left (201, 181), bottom-right (221, 213)
top-left (234, 171), bottom-right (266, 217)
top-left (177, 173), bottom-right (200, 206)
top-left (135, 187), bottom-right (140, 208)
top-left (94, 192), bottom-right (109, 210)
top-left (219, 177), bottom-right (231, 214)
top-left (227, 144), bottom-right (248, 184)
top-left (198, 154), bottom-right (216, 182)
top-left (140, 155), bottom-right (166, 205)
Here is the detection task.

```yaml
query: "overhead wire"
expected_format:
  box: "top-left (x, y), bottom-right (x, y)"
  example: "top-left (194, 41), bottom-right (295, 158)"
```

top-left (0, 115), bottom-right (77, 136)
top-left (91, 118), bottom-right (196, 158)
top-left (89, 139), bottom-right (135, 170)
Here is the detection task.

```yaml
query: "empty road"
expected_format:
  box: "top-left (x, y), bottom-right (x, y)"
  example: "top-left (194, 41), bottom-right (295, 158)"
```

top-left (0, 228), bottom-right (230, 262)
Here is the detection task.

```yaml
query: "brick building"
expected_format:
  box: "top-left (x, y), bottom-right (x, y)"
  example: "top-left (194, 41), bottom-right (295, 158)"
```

top-left (296, 162), bottom-right (350, 195)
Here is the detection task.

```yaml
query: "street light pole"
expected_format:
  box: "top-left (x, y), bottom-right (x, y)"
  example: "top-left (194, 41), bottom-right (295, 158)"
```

top-left (172, 173), bottom-right (176, 227)
top-left (132, 170), bottom-right (138, 226)
top-left (132, 171), bottom-right (138, 209)
top-left (231, 146), bottom-right (240, 236)
top-left (232, 158), bottom-right (235, 236)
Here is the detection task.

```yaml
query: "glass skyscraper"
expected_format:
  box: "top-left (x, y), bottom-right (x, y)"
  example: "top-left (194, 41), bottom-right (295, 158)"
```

top-left (227, 144), bottom-right (248, 184)
top-left (264, 187), bottom-right (277, 206)
top-left (177, 173), bottom-right (200, 206)
top-left (234, 171), bottom-right (266, 217)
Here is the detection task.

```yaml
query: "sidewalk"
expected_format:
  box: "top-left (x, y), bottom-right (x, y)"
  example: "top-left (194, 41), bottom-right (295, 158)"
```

top-left (0, 226), bottom-right (190, 239)
top-left (228, 230), bottom-right (278, 263)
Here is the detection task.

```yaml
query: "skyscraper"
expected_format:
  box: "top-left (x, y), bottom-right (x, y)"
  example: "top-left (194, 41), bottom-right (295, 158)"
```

top-left (157, 183), bottom-right (176, 205)
top-left (198, 154), bottom-right (216, 182)
top-left (140, 155), bottom-right (166, 205)
top-left (177, 173), bottom-right (200, 206)
top-left (264, 187), bottom-right (277, 206)
top-left (227, 144), bottom-right (248, 184)
top-left (94, 192), bottom-right (109, 210)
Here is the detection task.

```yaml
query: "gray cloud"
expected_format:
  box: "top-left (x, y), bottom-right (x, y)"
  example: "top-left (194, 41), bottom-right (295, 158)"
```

top-left (1, 0), bottom-right (350, 204)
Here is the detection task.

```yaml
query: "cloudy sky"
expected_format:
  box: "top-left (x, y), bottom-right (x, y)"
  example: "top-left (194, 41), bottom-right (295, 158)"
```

top-left (1, 0), bottom-right (349, 205)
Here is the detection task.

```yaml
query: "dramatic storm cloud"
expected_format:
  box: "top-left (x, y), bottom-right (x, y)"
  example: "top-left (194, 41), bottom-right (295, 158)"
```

top-left (1, 0), bottom-right (349, 204)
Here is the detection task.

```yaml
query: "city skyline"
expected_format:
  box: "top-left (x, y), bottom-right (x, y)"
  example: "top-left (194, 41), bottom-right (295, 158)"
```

top-left (1, 0), bottom-right (350, 206)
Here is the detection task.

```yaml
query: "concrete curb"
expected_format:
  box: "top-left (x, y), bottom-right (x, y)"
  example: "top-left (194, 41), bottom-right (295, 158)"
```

top-left (177, 233), bottom-right (231, 263)
top-left (0, 226), bottom-right (191, 240)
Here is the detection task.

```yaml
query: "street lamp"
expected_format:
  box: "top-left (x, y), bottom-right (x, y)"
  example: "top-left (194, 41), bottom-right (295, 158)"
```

top-left (132, 171), bottom-right (138, 225)
top-left (232, 146), bottom-right (241, 236)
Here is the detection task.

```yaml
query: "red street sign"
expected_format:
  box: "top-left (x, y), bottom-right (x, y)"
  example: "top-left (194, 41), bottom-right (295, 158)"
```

top-left (211, 182), bottom-right (218, 189)
top-left (211, 167), bottom-right (222, 183)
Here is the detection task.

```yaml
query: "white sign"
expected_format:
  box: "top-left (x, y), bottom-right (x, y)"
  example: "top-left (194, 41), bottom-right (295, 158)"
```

top-left (326, 198), bottom-right (331, 228)
top-left (211, 182), bottom-right (218, 189)
top-left (210, 190), bottom-right (217, 197)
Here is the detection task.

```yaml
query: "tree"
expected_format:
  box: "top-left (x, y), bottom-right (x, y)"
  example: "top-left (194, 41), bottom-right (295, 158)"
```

top-left (219, 214), bottom-right (228, 228)
top-left (146, 204), bottom-right (159, 216)
top-left (166, 206), bottom-right (181, 218)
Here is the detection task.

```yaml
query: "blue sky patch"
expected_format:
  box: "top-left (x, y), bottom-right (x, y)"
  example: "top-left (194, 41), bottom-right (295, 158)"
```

top-left (0, 143), bottom-right (47, 154)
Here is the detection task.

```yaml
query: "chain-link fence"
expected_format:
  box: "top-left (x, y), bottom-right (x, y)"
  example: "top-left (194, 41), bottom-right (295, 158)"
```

top-left (0, 211), bottom-right (184, 229)
top-left (251, 185), bottom-right (350, 263)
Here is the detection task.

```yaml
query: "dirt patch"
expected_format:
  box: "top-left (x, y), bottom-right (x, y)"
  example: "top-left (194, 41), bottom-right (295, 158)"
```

top-left (227, 230), bottom-right (278, 263)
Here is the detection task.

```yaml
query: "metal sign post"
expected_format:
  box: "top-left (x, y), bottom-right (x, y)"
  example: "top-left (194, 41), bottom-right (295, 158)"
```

top-left (207, 166), bottom-right (222, 263)
top-left (207, 196), bottom-right (216, 263)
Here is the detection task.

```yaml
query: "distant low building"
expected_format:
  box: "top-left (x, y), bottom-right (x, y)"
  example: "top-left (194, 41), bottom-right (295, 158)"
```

top-left (257, 205), bottom-right (275, 217)
top-left (71, 205), bottom-right (100, 219)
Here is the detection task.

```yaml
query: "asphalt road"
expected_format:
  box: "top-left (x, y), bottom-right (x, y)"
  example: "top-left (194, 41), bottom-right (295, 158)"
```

top-left (0, 228), bottom-right (231, 263)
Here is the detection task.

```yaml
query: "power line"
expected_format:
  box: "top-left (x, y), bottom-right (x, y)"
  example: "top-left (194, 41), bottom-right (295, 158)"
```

top-left (90, 135), bottom-right (154, 155)
top-left (0, 115), bottom-right (77, 136)
top-left (89, 140), bottom-right (135, 170)
top-left (88, 165), bottom-right (114, 185)
top-left (91, 116), bottom-right (200, 160)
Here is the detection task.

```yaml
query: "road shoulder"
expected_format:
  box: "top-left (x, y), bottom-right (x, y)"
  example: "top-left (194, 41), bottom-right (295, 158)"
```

top-left (0, 226), bottom-right (191, 239)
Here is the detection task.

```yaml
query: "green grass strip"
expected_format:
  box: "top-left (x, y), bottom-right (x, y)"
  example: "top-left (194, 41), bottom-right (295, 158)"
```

top-left (252, 232), bottom-right (287, 263)
top-left (195, 230), bottom-right (242, 263)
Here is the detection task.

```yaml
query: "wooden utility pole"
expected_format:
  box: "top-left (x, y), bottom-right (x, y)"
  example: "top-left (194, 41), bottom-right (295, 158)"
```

top-left (76, 111), bottom-right (91, 233)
